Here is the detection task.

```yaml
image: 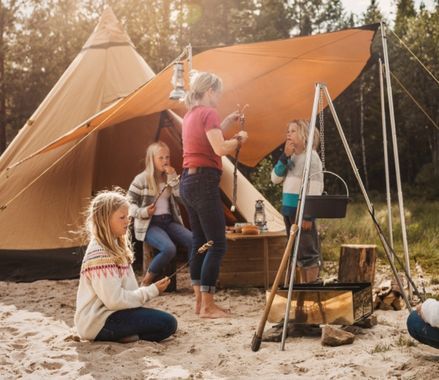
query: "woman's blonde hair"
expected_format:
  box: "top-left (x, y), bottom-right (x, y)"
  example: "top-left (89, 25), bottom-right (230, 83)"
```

top-left (185, 71), bottom-right (223, 109)
top-left (288, 119), bottom-right (320, 150)
top-left (145, 141), bottom-right (170, 195)
top-left (86, 189), bottom-right (133, 265)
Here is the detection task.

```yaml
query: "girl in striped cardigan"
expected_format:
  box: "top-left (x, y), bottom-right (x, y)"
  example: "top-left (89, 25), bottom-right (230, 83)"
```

top-left (128, 141), bottom-right (192, 286)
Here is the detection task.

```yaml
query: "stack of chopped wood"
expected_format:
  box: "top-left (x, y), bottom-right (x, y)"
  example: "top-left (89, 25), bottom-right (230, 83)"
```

top-left (373, 276), bottom-right (406, 311)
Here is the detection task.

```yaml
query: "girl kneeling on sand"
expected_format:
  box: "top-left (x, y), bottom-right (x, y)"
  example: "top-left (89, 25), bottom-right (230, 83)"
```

top-left (74, 189), bottom-right (177, 343)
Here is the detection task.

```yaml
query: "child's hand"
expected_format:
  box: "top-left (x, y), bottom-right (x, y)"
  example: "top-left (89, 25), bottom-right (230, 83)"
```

top-left (154, 277), bottom-right (170, 294)
top-left (164, 165), bottom-right (176, 175)
top-left (146, 204), bottom-right (156, 217)
top-left (284, 141), bottom-right (295, 157)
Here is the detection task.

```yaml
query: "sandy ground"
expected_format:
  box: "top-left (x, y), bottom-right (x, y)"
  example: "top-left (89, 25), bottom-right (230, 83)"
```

top-left (1, 270), bottom-right (438, 380)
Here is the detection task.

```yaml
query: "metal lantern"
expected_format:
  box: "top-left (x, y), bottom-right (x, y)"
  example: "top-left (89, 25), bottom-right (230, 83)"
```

top-left (254, 199), bottom-right (267, 230)
top-left (169, 61), bottom-right (186, 100)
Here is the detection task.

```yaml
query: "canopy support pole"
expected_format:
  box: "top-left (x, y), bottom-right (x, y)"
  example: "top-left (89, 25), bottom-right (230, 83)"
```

top-left (380, 21), bottom-right (412, 295)
top-left (379, 58), bottom-right (394, 256)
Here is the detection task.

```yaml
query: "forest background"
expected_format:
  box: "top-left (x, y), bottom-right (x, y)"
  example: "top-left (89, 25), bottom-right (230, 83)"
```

top-left (0, 0), bottom-right (438, 274)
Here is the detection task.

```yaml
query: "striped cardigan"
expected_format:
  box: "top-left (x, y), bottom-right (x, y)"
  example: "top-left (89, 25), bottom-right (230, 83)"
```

top-left (127, 171), bottom-right (184, 241)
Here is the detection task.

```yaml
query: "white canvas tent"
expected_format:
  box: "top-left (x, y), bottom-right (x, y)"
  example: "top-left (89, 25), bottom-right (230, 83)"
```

top-left (0, 8), bottom-right (283, 280)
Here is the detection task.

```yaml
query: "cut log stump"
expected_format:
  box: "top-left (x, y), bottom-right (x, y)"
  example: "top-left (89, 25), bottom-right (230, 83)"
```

top-left (338, 244), bottom-right (377, 284)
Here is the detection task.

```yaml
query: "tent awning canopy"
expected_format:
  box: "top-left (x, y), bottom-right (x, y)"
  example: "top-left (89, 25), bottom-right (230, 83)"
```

top-left (8, 24), bottom-right (378, 170)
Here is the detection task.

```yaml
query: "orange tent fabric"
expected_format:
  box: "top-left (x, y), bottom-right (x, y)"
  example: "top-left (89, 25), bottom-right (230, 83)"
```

top-left (14, 25), bottom-right (378, 168)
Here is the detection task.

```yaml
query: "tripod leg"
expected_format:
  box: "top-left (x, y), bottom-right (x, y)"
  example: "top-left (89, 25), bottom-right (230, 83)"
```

top-left (251, 225), bottom-right (298, 352)
top-left (323, 85), bottom-right (414, 311)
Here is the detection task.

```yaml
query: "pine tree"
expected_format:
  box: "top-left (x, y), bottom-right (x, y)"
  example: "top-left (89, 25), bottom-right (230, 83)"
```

top-left (362, 0), bottom-right (384, 24)
top-left (0, 0), bottom-right (25, 153)
top-left (289, 0), bottom-right (347, 36)
top-left (395, 0), bottom-right (416, 36)
top-left (253, 0), bottom-right (292, 41)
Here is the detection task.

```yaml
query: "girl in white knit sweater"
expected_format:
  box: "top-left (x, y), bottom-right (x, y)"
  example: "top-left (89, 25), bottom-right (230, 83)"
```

top-left (74, 190), bottom-right (177, 343)
top-left (271, 120), bottom-right (323, 283)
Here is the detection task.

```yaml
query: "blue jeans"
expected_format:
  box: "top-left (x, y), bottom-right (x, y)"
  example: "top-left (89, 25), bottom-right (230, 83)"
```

top-left (95, 307), bottom-right (177, 342)
top-left (407, 310), bottom-right (439, 349)
top-left (145, 214), bottom-right (192, 275)
top-left (180, 168), bottom-right (226, 293)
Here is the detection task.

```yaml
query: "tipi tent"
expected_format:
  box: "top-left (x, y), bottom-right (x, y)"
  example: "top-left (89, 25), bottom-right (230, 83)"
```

top-left (0, 8), bottom-right (283, 280)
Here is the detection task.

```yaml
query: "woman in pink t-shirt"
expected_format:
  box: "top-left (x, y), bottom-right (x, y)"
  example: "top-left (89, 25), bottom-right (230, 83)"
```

top-left (180, 72), bottom-right (248, 318)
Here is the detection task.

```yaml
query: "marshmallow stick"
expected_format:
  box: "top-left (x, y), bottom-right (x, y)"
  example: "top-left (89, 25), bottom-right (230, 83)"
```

top-left (168, 240), bottom-right (213, 279)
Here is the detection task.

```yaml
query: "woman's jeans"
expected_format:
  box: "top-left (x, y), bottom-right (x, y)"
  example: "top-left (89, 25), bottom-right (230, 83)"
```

top-left (407, 310), bottom-right (439, 349)
top-left (95, 307), bottom-right (177, 342)
top-left (180, 168), bottom-right (226, 293)
top-left (145, 214), bottom-right (192, 275)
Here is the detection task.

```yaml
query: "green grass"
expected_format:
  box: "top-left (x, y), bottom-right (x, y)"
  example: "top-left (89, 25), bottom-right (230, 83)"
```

top-left (318, 201), bottom-right (439, 276)
top-left (370, 343), bottom-right (392, 354)
top-left (395, 334), bottom-right (417, 348)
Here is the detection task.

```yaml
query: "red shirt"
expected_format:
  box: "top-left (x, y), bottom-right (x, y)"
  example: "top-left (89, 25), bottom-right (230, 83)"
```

top-left (182, 106), bottom-right (222, 170)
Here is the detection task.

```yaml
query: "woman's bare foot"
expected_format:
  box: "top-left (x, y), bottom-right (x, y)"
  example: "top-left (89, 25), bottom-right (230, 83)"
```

top-left (199, 292), bottom-right (231, 318)
top-left (200, 303), bottom-right (231, 319)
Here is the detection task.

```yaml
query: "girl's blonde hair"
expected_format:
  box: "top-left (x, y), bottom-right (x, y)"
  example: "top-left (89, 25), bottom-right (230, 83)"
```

top-left (145, 141), bottom-right (170, 195)
top-left (185, 71), bottom-right (223, 109)
top-left (86, 189), bottom-right (133, 265)
top-left (288, 119), bottom-right (320, 150)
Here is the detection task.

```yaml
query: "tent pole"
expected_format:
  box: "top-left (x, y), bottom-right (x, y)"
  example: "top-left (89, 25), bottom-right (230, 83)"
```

top-left (380, 21), bottom-right (412, 296)
top-left (280, 83), bottom-right (321, 351)
top-left (322, 85), bottom-right (412, 311)
top-left (379, 58), bottom-right (394, 257)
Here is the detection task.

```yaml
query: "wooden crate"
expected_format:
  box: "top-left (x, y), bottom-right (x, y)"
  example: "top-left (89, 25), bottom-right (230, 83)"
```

top-left (218, 231), bottom-right (287, 288)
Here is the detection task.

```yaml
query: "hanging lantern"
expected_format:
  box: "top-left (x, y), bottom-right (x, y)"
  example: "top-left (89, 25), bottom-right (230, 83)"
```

top-left (254, 199), bottom-right (267, 230)
top-left (169, 61), bottom-right (186, 100)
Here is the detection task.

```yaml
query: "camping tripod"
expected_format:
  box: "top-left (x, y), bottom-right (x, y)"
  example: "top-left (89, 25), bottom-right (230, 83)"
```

top-left (255, 83), bottom-right (423, 352)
